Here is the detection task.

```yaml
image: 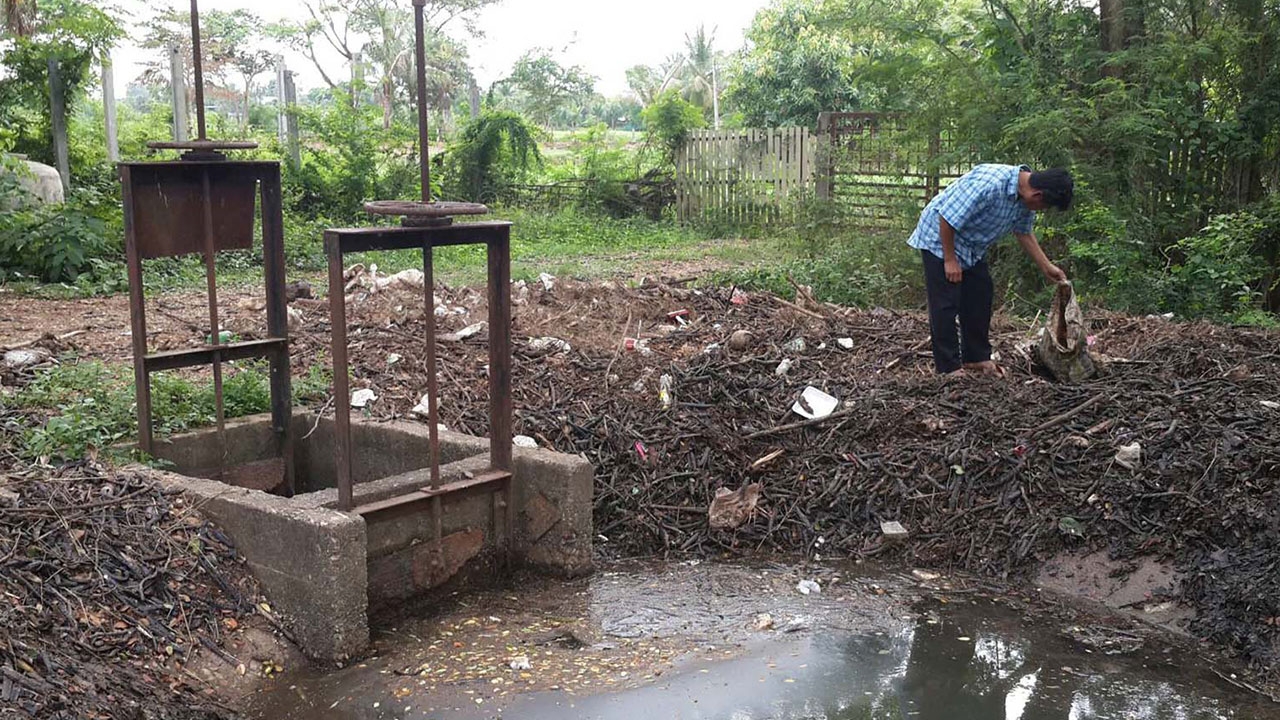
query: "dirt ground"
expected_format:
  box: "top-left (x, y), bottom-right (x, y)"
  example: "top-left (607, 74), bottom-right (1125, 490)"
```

top-left (4, 273), bottom-right (1280, 709)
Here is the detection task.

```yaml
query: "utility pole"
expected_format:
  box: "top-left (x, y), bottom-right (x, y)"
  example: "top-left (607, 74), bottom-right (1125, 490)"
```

top-left (103, 53), bottom-right (119, 162)
top-left (283, 69), bottom-right (301, 170)
top-left (169, 43), bottom-right (189, 142)
top-left (275, 56), bottom-right (288, 148)
top-left (712, 58), bottom-right (720, 130)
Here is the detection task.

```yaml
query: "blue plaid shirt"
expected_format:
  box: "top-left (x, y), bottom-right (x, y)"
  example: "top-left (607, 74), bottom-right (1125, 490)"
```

top-left (908, 164), bottom-right (1036, 269)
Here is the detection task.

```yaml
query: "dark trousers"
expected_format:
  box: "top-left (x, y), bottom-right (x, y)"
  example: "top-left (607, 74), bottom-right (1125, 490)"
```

top-left (920, 250), bottom-right (993, 373)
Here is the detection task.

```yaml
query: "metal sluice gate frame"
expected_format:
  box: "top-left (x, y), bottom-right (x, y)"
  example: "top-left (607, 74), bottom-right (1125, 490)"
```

top-left (326, 0), bottom-right (514, 565)
top-left (123, 0), bottom-right (293, 494)
top-left (123, 1), bottom-right (515, 566)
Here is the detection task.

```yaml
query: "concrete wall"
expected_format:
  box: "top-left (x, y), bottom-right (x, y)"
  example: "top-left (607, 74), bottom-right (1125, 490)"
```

top-left (151, 413), bottom-right (594, 657)
top-left (144, 468), bottom-right (368, 663)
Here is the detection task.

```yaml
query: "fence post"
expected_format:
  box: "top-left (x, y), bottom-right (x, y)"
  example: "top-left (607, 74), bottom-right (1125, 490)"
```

top-left (283, 69), bottom-right (301, 170)
top-left (815, 112), bottom-right (833, 201)
top-left (276, 57), bottom-right (288, 148)
top-left (103, 53), bottom-right (119, 163)
top-left (169, 43), bottom-right (188, 142)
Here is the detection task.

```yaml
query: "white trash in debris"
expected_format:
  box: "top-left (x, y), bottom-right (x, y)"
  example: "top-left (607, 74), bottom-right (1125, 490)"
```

top-left (795, 579), bottom-right (821, 596)
top-left (350, 389), bottom-right (377, 409)
top-left (783, 337), bottom-right (807, 353)
top-left (775, 359), bottom-right (793, 376)
top-left (453, 322), bottom-right (487, 341)
top-left (703, 343), bottom-right (722, 355)
top-left (1115, 442), bottom-right (1142, 470)
top-left (792, 386), bottom-right (838, 420)
top-left (538, 272), bottom-right (557, 292)
top-left (659, 374), bottom-right (674, 410)
top-left (373, 268), bottom-right (425, 291)
top-left (1261, 400), bottom-right (1280, 410)
top-left (410, 393), bottom-right (434, 417)
top-left (881, 521), bottom-right (909, 541)
top-left (508, 656), bottom-right (532, 671)
top-left (837, 337), bottom-right (854, 350)
top-left (387, 353), bottom-right (403, 366)
top-left (287, 306), bottom-right (305, 332)
top-left (529, 337), bottom-right (571, 353)
top-left (513, 435), bottom-right (538, 448)
top-left (753, 613), bottom-right (775, 631)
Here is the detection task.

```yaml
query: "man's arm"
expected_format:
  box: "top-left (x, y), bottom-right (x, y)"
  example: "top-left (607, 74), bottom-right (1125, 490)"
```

top-left (1015, 232), bottom-right (1067, 283)
top-left (940, 216), bottom-right (962, 283)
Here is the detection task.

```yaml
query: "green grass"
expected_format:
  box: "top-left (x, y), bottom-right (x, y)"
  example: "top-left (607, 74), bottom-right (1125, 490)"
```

top-left (4, 358), bottom-right (330, 462)
top-left (338, 206), bottom-right (735, 285)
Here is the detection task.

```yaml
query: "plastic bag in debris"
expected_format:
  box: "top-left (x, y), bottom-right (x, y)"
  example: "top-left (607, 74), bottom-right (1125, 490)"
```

top-left (1035, 282), bottom-right (1097, 383)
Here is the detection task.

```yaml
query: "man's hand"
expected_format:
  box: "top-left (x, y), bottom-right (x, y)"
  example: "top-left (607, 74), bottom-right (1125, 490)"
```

top-left (1043, 263), bottom-right (1067, 283)
top-left (944, 256), bottom-right (963, 283)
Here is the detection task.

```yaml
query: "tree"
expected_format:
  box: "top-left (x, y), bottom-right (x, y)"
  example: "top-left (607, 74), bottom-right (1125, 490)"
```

top-left (490, 48), bottom-right (595, 128)
top-left (640, 89), bottom-right (705, 167)
top-left (0, 0), bottom-right (120, 158)
top-left (678, 25), bottom-right (722, 125)
top-left (442, 109), bottom-right (543, 202)
top-left (271, 0), bottom-right (494, 116)
top-left (2, 0), bottom-right (37, 37)
top-left (723, 0), bottom-right (860, 127)
top-left (626, 54), bottom-right (684, 106)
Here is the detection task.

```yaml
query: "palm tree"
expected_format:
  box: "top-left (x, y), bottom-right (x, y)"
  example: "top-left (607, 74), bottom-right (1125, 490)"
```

top-left (680, 24), bottom-right (720, 128)
top-left (3, 0), bottom-right (38, 36)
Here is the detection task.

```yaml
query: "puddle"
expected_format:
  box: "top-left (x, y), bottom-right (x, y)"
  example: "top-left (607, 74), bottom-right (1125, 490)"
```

top-left (240, 562), bottom-right (1279, 720)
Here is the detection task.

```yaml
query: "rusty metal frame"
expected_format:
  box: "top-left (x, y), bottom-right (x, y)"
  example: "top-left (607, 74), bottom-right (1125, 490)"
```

top-left (122, 160), bottom-right (293, 492)
top-left (325, 222), bottom-right (514, 562)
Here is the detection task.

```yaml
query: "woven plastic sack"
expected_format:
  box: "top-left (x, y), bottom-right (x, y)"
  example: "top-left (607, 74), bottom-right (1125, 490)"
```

top-left (1036, 281), bottom-right (1096, 383)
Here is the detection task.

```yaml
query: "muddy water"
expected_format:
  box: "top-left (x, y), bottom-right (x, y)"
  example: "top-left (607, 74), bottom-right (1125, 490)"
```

top-left (241, 562), bottom-right (1278, 720)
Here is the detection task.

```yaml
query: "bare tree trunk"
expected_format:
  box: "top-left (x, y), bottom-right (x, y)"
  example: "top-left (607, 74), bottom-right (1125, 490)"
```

top-left (382, 76), bottom-right (393, 130)
top-left (1099, 0), bottom-right (1126, 53)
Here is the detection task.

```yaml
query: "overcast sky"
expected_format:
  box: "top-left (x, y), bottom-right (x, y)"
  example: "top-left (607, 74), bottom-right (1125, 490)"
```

top-left (110, 0), bottom-right (772, 97)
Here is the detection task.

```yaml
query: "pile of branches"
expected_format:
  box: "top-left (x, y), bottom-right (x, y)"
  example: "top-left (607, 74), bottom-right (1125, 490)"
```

top-left (0, 454), bottom-right (258, 719)
top-left (297, 281), bottom-right (1280, 671)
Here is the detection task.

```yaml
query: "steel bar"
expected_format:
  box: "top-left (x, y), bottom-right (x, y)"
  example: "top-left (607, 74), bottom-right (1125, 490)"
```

top-left (423, 245), bottom-right (442, 487)
top-left (329, 247), bottom-right (354, 510)
top-left (260, 165), bottom-right (294, 494)
top-left (189, 0), bottom-right (207, 140)
top-left (120, 165), bottom-right (153, 454)
top-left (487, 226), bottom-right (513, 471)
top-left (199, 168), bottom-right (226, 473)
top-left (413, 0), bottom-right (432, 202)
top-left (325, 222), bottom-right (510, 253)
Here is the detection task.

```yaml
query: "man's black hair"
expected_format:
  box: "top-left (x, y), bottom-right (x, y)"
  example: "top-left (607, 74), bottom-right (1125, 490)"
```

top-left (1029, 168), bottom-right (1074, 211)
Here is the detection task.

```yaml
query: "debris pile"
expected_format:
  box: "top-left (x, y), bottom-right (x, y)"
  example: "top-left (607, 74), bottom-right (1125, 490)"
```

top-left (0, 458), bottom-right (263, 719)
top-left (294, 278), bottom-right (1280, 672)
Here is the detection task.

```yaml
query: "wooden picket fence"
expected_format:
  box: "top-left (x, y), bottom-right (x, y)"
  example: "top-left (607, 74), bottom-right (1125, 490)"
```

top-left (675, 127), bottom-right (816, 224)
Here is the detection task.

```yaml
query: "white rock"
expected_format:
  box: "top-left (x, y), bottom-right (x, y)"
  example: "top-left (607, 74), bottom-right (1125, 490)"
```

top-left (350, 389), bottom-right (377, 409)
top-left (837, 338), bottom-right (854, 349)
top-left (508, 655), bottom-right (532, 671)
top-left (796, 579), bottom-right (821, 595)
top-left (775, 359), bottom-right (793, 376)
top-left (513, 435), bottom-right (537, 448)
top-left (538, 272), bottom-right (556, 292)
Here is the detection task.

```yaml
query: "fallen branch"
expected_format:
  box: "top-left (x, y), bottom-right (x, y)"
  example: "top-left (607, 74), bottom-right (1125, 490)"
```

top-left (1027, 394), bottom-right (1105, 437)
top-left (744, 406), bottom-right (859, 440)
